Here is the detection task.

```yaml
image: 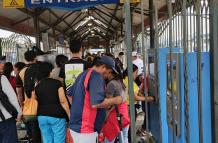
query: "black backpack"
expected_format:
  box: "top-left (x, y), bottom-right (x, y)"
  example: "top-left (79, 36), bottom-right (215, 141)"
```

top-left (0, 75), bottom-right (18, 120)
top-left (24, 64), bottom-right (39, 98)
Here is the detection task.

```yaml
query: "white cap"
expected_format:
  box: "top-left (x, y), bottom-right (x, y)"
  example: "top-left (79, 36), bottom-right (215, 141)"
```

top-left (132, 51), bottom-right (137, 57)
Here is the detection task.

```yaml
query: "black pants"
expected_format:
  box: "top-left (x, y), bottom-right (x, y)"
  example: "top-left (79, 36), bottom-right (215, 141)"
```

top-left (0, 118), bottom-right (18, 143)
top-left (128, 104), bottom-right (140, 143)
top-left (25, 118), bottom-right (41, 143)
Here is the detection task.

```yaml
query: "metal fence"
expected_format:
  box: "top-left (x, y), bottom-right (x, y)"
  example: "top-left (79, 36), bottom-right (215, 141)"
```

top-left (0, 33), bottom-right (34, 64)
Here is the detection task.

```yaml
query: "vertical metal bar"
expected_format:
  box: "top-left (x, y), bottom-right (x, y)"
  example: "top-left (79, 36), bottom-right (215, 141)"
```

top-left (141, 0), bottom-right (149, 131)
top-left (209, 0), bottom-right (218, 142)
top-left (0, 38), bottom-right (2, 57)
top-left (167, 0), bottom-right (176, 143)
top-left (176, 13), bottom-right (178, 47)
top-left (182, 0), bottom-right (190, 142)
top-left (168, 0), bottom-right (173, 47)
top-left (205, 4), bottom-right (209, 52)
top-left (193, 6), bottom-right (195, 52)
top-left (179, 14), bottom-right (181, 48)
top-left (201, 5), bottom-right (204, 52)
top-left (196, 0), bottom-right (203, 142)
top-left (124, 0), bottom-right (136, 142)
top-left (34, 9), bottom-right (40, 49)
top-left (149, 0), bottom-right (155, 49)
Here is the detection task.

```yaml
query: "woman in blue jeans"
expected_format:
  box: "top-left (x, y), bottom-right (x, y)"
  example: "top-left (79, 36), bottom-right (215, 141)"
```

top-left (35, 62), bottom-right (70, 143)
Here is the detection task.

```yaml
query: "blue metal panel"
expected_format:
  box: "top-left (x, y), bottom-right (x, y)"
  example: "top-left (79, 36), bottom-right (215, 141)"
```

top-left (187, 53), bottom-right (200, 143)
top-left (148, 47), bottom-right (181, 143)
top-left (149, 51), bottom-right (212, 143)
top-left (167, 53), bottom-right (185, 143)
top-left (177, 54), bottom-right (185, 143)
top-left (201, 53), bottom-right (212, 143)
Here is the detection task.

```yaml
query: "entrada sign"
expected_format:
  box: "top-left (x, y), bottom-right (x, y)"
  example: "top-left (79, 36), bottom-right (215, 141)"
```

top-left (25, 0), bottom-right (119, 9)
top-left (3, 0), bottom-right (140, 9)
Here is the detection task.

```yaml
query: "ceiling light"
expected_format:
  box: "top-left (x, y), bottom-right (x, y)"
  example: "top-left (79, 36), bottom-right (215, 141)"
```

top-left (88, 23), bottom-right (92, 26)
top-left (92, 33), bottom-right (95, 36)
top-left (91, 31), bottom-right (94, 33)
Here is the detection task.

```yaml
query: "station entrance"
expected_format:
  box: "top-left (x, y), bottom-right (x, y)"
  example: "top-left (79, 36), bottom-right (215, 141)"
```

top-left (0, 0), bottom-right (218, 143)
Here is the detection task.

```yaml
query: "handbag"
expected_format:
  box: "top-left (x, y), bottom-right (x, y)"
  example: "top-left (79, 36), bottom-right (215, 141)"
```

top-left (22, 91), bottom-right (38, 122)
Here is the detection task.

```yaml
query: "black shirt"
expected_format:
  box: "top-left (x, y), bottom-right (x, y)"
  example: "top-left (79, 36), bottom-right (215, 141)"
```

top-left (59, 58), bottom-right (90, 79)
top-left (35, 78), bottom-right (67, 119)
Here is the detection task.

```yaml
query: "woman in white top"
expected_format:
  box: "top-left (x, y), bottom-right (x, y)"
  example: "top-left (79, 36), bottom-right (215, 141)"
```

top-left (0, 75), bottom-right (22, 143)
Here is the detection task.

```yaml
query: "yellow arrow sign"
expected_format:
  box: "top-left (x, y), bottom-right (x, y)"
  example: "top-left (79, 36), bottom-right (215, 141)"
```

top-left (3, 0), bottom-right (24, 8)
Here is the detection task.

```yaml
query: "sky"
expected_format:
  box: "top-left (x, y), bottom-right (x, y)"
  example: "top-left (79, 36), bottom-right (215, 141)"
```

top-left (0, 29), bottom-right (14, 38)
top-left (0, 29), bottom-right (36, 42)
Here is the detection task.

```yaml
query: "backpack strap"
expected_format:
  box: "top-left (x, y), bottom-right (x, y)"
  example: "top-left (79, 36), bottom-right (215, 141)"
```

top-left (84, 68), bottom-right (94, 91)
top-left (0, 75), bottom-right (5, 120)
top-left (19, 67), bottom-right (28, 84)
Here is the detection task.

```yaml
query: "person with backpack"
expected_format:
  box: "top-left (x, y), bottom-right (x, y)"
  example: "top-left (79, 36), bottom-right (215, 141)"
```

top-left (67, 56), bottom-right (123, 143)
top-left (16, 50), bottom-right (41, 143)
top-left (0, 75), bottom-right (22, 143)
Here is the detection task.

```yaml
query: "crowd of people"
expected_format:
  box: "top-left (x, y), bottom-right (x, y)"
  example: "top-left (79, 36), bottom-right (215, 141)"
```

top-left (0, 39), bottom-right (154, 143)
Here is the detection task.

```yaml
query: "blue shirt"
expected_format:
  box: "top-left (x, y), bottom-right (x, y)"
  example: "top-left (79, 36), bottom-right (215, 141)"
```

top-left (68, 70), bottom-right (106, 133)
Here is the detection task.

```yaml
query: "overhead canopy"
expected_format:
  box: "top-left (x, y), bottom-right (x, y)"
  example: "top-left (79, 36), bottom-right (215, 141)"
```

top-left (0, 0), bottom-right (167, 48)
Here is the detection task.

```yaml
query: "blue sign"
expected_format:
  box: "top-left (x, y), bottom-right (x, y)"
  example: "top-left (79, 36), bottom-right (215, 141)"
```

top-left (25, 0), bottom-right (119, 10)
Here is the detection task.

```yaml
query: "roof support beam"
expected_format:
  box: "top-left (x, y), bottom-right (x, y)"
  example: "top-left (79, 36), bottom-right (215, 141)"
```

top-left (12, 17), bottom-right (31, 26)
top-left (94, 7), bottom-right (123, 23)
top-left (42, 11), bottom-right (75, 32)
top-left (63, 13), bottom-right (85, 34)
top-left (13, 8), bottom-right (47, 26)
top-left (106, 4), bottom-right (119, 37)
top-left (92, 11), bottom-right (116, 31)
top-left (80, 31), bottom-right (91, 41)
top-left (93, 29), bottom-right (109, 41)
top-left (48, 9), bottom-right (74, 32)
top-left (17, 8), bottom-right (63, 34)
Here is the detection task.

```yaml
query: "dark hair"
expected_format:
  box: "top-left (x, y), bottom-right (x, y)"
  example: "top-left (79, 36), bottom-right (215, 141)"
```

top-left (3, 62), bottom-right (13, 78)
top-left (36, 62), bottom-right (54, 81)
top-left (123, 64), bottom-right (138, 78)
top-left (69, 40), bottom-right (82, 53)
top-left (24, 50), bottom-right (37, 62)
top-left (55, 55), bottom-right (68, 67)
top-left (92, 57), bottom-right (101, 67)
top-left (111, 63), bottom-right (126, 90)
top-left (105, 53), bottom-right (115, 59)
top-left (119, 52), bottom-right (124, 56)
top-left (86, 56), bottom-right (93, 63)
top-left (14, 62), bottom-right (26, 71)
top-left (94, 61), bottom-right (111, 69)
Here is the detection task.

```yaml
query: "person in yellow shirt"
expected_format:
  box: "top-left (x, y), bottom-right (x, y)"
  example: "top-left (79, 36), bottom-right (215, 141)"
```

top-left (123, 64), bottom-right (145, 116)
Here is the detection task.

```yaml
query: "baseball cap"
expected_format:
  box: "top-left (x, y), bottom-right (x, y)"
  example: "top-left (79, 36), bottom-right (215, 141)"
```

top-left (0, 56), bottom-right (6, 64)
top-left (132, 51), bottom-right (138, 57)
top-left (98, 56), bottom-right (118, 74)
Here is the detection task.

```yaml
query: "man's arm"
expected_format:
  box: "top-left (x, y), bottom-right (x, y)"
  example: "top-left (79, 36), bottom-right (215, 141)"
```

top-left (59, 65), bottom-right (65, 85)
top-left (92, 96), bottom-right (122, 108)
top-left (16, 87), bottom-right (24, 108)
top-left (16, 74), bottom-right (24, 108)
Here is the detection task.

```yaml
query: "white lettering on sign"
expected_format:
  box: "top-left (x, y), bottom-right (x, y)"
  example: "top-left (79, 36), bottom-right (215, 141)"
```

top-left (31, 0), bottom-right (40, 4)
top-left (43, 0), bottom-right (53, 3)
top-left (31, 0), bottom-right (100, 4)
